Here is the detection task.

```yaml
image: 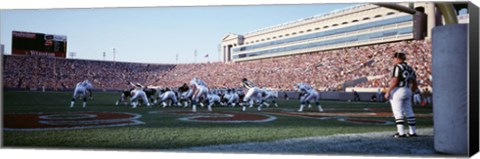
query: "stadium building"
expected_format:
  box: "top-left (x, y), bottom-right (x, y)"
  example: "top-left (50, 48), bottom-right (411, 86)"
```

top-left (220, 3), bottom-right (438, 62)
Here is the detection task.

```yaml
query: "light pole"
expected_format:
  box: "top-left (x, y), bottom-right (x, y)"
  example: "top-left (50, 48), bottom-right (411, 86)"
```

top-left (112, 48), bottom-right (116, 61)
top-left (194, 49), bottom-right (197, 63)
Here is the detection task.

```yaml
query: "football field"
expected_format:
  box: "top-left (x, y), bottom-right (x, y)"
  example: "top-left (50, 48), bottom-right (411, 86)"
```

top-left (2, 90), bottom-right (435, 155)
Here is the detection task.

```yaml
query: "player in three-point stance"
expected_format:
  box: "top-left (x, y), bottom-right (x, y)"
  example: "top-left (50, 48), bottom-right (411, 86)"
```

top-left (175, 83), bottom-right (190, 107)
top-left (190, 77), bottom-right (211, 112)
top-left (115, 88), bottom-right (134, 106)
top-left (206, 92), bottom-right (222, 109)
top-left (221, 89), bottom-right (232, 106)
top-left (261, 87), bottom-right (279, 107)
top-left (224, 89), bottom-right (240, 107)
top-left (294, 82), bottom-right (324, 112)
top-left (240, 78), bottom-right (266, 112)
top-left (178, 83), bottom-right (193, 107)
top-left (157, 88), bottom-right (179, 107)
top-left (384, 52), bottom-right (418, 138)
top-left (70, 79), bottom-right (93, 108)
top-left (129, 82), bottom-right (151, 108)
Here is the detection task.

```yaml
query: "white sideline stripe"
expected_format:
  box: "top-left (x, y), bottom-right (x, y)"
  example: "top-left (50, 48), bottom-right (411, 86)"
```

top-left (266, 112), bottom-right (338, 120)
top-left (178, 113), bottom-right (277, 123)
top-left (337, 118), bottom-right (394, 125)
top-left (39, 114), bottom-right (97, 119)
top-left (269, 112), bottom-right (394, 125)
top-left (38, 118), bottom-right (140, 125)
top-left (148, 110), bottom-right (163, 114)
top-left (178, 128), bottom-right (436, 155)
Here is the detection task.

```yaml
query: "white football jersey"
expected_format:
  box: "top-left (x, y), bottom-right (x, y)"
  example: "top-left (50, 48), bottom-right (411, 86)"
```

top-left (190, 78), bottom-right (207, 88)
top-left (297, 83), bottom-right (313, 93)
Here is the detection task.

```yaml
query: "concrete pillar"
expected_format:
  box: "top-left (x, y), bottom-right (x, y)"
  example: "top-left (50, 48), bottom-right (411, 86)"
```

top-left (432, 24), bottom-right (468, 155)
top-left (426, 2), bottom-right (436, 40)
top-left (222, 46), bottom-right (227, 62)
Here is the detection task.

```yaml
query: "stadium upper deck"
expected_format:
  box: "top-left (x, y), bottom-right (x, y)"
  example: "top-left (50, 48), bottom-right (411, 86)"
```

top-left (220, 2), bottom-right (436, 62)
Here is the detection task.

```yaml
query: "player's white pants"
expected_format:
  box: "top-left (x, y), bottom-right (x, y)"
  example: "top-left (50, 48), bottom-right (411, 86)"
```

top-left (180, 90), bottom-right (193, 107)
top-left (159, 91), bottom-right (178, 107)
top-left (262, 91), bottom-right (278, 107)
top-left (301, 90), bottom-right (319, 102)
top-left (206, 94), bottom-right (220, 111)
top-left (192, 86), bottom-right (208, 112)
top-left (192, 86), bottom-right (208, 102)
top-left (228, 93), bottom-right (240, 106)
top-left (389, 87), bottom-right (415, 119)
top-left (263, 93), bottom-right (272, 101)
top-left (298, 90), bottom-right (323, 112)
top-left (244, 87), bottom-right (261, 103)
top-left (183, 89), bottom-right (193, 100)
top-left (389, 87), bottom-right (416, 135)
top-left (223, 93), bottom-right (231, 101)
top-left (242, 87), bottom-right (264, 111)
top-left (131, 89), bottom-right (150, 108)
top-left (208, 95), bottom-right (220, 104)
top-left (222, 93), bottom-right (231, 106)
top-left (72, 86), bottom-right (88, 99)
top-left (115, 93), bottom-right (129, 106)
top-left (71, 86), bottom-right (88, 108)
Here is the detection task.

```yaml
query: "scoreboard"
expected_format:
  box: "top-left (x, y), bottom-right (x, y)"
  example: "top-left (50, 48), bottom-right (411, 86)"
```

top-left (12, 31), bottom-right (67, 58)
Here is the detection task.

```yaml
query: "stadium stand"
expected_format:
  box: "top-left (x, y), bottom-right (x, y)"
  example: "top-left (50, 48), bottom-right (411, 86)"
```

top-left (2, 55), bottom-right (174, 91)
top-left (3, 40), bottom-right (431, 92)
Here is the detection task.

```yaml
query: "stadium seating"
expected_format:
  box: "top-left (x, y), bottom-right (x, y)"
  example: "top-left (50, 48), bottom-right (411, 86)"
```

top-left (2, 40), bottom-right (432, 91)
top-left (2, 56), bottom-right (174, 91)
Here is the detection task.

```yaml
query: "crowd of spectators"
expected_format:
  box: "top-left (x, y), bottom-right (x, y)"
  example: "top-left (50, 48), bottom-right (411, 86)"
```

top-left (355, 40), bottom-right (432, 89)
top-left (2, 40), bottom-right (432, 92)
top-left (3, 56), bottom-right (174, 91)
top-left (159, 40), bottom-right (432, 91)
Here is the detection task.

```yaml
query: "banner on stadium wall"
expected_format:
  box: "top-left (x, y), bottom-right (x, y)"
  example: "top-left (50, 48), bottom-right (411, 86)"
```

top-left (11, 31), bottom-right (67, 58)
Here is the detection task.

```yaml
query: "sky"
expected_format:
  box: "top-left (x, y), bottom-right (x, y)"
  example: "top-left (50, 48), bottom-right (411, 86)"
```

top-left (0, 1), bottom-right (359, 64)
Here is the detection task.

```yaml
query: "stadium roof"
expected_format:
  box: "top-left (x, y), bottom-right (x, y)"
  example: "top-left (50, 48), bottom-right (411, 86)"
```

top-left (243, 4), bottom-right (366, 35)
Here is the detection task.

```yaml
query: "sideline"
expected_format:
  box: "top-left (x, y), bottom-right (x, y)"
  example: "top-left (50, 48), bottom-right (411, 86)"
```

top-left (177, 128), bottom-right (437, 156)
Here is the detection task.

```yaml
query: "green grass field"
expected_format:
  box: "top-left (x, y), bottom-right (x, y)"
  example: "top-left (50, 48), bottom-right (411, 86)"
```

top-left (2, 90), bottom-right (433, 151)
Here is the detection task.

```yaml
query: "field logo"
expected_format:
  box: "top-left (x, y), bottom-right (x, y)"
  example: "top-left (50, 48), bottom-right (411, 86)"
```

top-left (173, 111), bottom-right (276, 123)
top-left (4, 112), bottom-right (144, 131)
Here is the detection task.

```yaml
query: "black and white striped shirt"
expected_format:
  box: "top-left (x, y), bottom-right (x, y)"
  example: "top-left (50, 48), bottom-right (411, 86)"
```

top-left (242, 80), bottom-right (256, 89)
top-left (391, 62), bottom-right (417, 87)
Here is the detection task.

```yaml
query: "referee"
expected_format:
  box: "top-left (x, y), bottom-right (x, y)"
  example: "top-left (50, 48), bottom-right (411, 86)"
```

top-left (384, 51), bottom-right (419, 138)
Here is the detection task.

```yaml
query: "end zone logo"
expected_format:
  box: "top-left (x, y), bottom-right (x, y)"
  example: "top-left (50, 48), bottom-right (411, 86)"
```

top-left (4, 112), bottom-right (144, 131)
top-left (149, 111), bottom-right (277, 123)
top-left (176, 112), bottom-right (276, 123)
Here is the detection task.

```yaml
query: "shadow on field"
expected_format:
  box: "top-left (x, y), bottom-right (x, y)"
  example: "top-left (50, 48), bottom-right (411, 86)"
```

top-left (177, 128), bottom-right (443, 156)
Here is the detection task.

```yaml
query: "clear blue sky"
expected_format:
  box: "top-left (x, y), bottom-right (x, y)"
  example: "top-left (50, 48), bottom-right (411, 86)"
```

top-left (1, 3), bottom-right (359, 64)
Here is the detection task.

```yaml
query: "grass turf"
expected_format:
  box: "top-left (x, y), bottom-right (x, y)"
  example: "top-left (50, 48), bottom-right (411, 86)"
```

top-left (2, 90), bottom-right (433, 150)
